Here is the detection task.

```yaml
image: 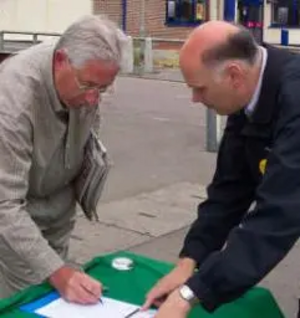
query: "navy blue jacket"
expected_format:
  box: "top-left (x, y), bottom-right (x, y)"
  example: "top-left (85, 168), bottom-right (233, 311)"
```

top-left (180, 45), bottom-right (300, 311)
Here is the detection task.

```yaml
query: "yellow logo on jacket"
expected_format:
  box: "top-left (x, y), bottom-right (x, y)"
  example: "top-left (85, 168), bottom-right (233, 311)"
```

top-left (259, 159), bottom-right (267, 175)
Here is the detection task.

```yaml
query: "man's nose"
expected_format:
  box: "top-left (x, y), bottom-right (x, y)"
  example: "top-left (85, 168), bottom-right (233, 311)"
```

top-left (85, 90), bottom-right (101, 105)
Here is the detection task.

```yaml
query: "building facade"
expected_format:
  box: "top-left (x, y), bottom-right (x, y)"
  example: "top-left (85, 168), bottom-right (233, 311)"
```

top-left (0, 0), bottom-right (298, 46)
top-left (0, 0), bottom-right (92, 34)
top-left (94, 0), bottom-right (300, 45)
top-left (94, 0), bottom-right (222, 40)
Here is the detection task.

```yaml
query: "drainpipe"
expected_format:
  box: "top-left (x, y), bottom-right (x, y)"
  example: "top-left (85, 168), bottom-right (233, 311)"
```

top-left (122, 0), bottom-right (127, 31)
top-left (224, 0), bottom-right (236, 21)
top-left (139, 0), bottom-right (146, 37)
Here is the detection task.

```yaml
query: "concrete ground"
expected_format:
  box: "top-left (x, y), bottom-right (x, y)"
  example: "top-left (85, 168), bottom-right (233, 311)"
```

top-left (69, 75), bottom-right (299, 318)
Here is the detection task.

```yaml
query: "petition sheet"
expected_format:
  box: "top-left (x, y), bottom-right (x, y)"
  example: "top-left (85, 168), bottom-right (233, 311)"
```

top-left (36, 296), bottom-right (156, 318)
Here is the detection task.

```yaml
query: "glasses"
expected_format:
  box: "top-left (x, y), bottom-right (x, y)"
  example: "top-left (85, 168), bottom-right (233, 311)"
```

top-left (70, 61), bottom-right (108, 94)
top-left (73, 73), bottom-right (108, 94)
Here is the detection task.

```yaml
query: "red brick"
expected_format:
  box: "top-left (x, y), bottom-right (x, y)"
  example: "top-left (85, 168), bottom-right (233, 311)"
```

top-left (93, 0), bottom-right (203, 40)
top-left (94, 0), bottom-right (123, 28)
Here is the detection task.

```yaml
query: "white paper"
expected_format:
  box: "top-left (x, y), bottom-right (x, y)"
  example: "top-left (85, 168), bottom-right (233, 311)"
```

top-left (35, 296), bottom-right (156, 318)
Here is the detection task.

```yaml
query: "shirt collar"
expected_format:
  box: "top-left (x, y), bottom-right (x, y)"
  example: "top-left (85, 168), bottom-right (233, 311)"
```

top-left (244, 46), bottom-right (268, 117)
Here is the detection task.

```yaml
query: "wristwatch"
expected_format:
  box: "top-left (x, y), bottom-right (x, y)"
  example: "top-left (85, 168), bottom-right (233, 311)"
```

top-left (179, 284), bottom-right (200, 306)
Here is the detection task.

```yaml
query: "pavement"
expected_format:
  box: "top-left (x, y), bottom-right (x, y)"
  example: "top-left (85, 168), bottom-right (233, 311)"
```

top-left (68, 72), bottom-right (300, 318)
top-left (123, 68), bottom-right (185, 83)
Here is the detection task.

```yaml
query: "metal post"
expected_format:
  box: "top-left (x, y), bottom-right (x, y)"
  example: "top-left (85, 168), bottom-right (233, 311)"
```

top-left (281, 28), bottom-right (289, 46)
top-left (121, 36), bottom-right (134, 74)
top-left (33, 34), bottom-right (38, 44)
top-left (139, 0), bottom-right (146, 73)
top-left (223, 0), bottom-right (235, 21)
top-left (122, 0), bottom-right (127, 31)
top-left (206, 109), bottom-right (219, 152)
top-left (139, 0), bottom-right (146, 38)
top-left (0, 32), bottom-right (3, 51)
top-left (144, 37), bottom-right (153, 73)
top-left (205, 0), bottom-right (229, 153)
top-left (216, 114), bottom-right (223, 145)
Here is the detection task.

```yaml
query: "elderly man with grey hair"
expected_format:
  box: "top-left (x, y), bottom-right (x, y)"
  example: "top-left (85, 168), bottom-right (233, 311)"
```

top-left (0, 15), bottom-right (125, 303)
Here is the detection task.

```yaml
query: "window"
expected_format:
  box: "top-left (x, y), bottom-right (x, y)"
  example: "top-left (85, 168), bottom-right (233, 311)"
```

top-left (271, 0), bottom-right (300, 27)
top-left (166, 0), bottom-right (207, 26)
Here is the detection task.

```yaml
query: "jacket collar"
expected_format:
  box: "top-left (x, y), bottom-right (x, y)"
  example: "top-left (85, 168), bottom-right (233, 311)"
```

top-left (249, 44), bottom-right (295, 124)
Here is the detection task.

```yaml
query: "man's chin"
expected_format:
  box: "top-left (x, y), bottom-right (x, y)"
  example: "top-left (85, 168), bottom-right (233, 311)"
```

top-left (205, 103), bottom-right (235, 116)
top-left (206, 104), bottom-right (223, 115)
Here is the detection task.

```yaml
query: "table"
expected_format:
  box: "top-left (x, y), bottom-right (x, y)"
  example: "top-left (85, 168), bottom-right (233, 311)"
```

top-left (0, 251), bottom-right (285, 318)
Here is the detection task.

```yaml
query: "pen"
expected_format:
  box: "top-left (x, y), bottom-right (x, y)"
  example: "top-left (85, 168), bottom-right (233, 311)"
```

top-left (99, 285), bottom-right (109, 304)
top-left (82, 285), bottom-right (109, 305)
top-left (124, 308), bottom-right (140, 318)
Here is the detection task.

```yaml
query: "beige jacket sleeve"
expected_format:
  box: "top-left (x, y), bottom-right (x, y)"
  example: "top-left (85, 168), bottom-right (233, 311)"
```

top-left (0, 110), bottom-right (64, 282)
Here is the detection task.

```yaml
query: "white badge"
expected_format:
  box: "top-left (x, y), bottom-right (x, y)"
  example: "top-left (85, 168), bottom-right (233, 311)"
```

top-left (111, 257), bottom-right (134, 271)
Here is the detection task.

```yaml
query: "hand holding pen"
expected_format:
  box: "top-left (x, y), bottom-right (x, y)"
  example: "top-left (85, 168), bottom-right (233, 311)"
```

top-left (49, 266), bottom-right (104, 305)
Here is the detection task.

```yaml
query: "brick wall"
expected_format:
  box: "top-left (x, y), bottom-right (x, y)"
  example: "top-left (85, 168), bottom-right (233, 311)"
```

top-left (93, 0), bottom-right (123, 28)
top-left (93, 0), bottom-right (198, 40)
top-left (137, 0), bottom-right (194, 39)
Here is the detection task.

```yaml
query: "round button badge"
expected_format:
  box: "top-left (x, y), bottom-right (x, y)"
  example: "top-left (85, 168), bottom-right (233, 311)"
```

top-left (111, 257), bottom-right (134, 271)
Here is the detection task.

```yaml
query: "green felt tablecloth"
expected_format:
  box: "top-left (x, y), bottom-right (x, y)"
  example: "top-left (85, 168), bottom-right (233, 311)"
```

top-left (0, 251), bottom-right (285, 317)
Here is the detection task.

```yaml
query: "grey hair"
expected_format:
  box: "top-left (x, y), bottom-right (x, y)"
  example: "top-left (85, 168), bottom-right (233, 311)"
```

top-left (55, 14), bottom-right (127, 67)
top-left (202, 24), bottom-right (260, 69)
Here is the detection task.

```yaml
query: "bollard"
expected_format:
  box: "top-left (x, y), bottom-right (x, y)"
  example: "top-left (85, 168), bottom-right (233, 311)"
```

top-left (206, 109), bottom-right (220, 152)
top-left (121, 35), bottom-right (134, 74)
top-left (33, 33), bottom-right (38, 44)
top-left (144, 37), bottom-right (153, 73)
top-left (281, 29), bottom-right (289, 46)
top-left (0, 32), bottom-right (3, 51)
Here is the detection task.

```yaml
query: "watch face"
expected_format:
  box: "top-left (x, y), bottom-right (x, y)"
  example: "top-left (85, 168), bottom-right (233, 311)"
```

top-left (179, 285), bottom-right (199, 305)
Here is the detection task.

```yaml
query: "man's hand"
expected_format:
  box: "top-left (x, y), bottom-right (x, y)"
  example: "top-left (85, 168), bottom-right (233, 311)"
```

top-left (142, 257), bottom-right (196, 310)
top-left (154, 289), bottom-right (191, 318)
top-left (49, 266), bottom-right (102, 304)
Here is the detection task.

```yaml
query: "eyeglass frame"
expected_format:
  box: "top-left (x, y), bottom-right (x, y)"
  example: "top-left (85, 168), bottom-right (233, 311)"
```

top-left (68, 58), bottom-right (109, 94)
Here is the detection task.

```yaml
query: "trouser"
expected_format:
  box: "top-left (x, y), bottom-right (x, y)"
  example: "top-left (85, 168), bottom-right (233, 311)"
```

top-left (0, 206), bottom-right (76, 299)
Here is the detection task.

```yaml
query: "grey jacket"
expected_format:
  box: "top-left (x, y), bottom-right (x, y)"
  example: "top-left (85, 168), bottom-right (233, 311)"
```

top-left (0, 41), bottom-right (99, 281)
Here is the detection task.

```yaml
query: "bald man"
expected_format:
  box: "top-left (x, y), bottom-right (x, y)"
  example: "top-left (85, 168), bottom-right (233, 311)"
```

top-left (142, 21), bottom-right (300, 317)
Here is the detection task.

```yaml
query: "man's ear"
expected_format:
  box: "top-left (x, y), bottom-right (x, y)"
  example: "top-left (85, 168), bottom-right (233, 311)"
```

top-left (226, 63), bottom-right (244, 89)
top-left (53, 49), bottom-right (68, 69)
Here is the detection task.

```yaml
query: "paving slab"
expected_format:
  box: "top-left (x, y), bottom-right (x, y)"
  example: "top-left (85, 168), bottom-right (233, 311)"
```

top-left (69, 217), bottom-right (151, 265)
top-left (70, 182), bottom-right (206, 264)
top-left (93, 182), bottom-right (206, 237)
top-left (260, 240), bottom-right (300, 318)
top-left (129, 227), bottom-right (190, 263)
